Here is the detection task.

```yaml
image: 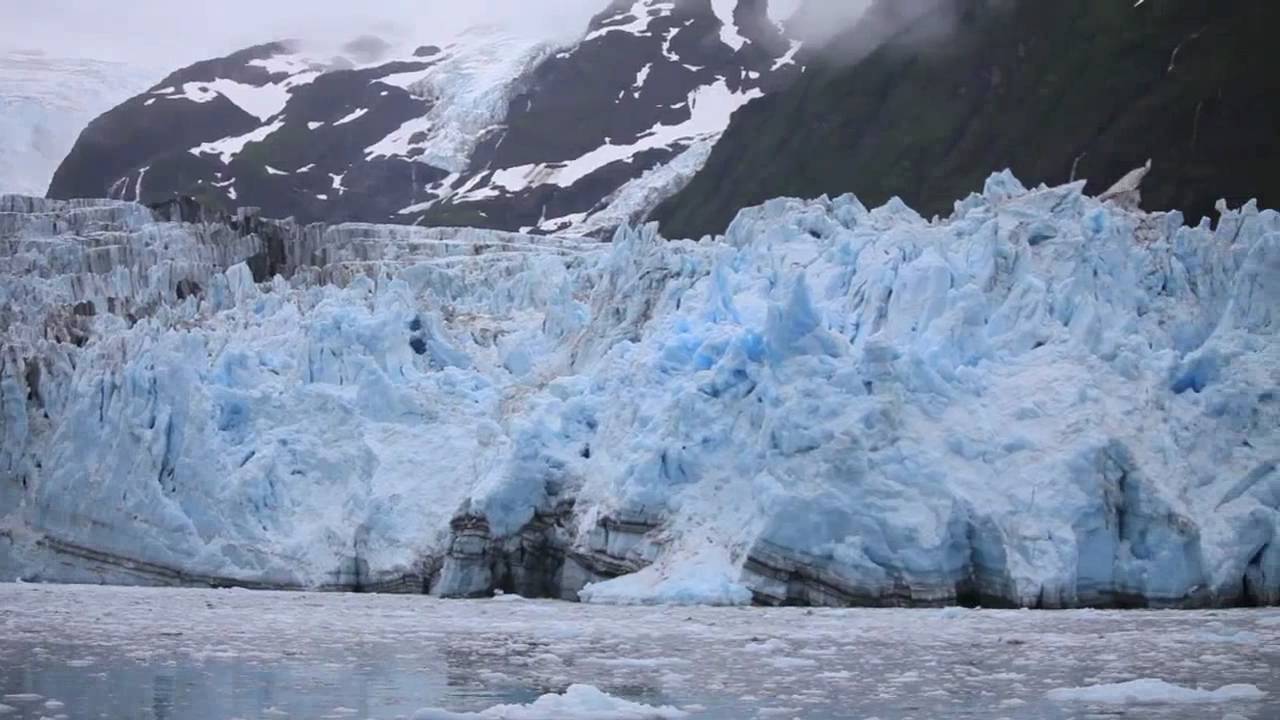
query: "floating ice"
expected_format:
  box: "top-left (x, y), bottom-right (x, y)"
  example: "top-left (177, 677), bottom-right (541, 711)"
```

top-left (1046, 679), bottom-right (1267, 705)
top-left (411, 684), bottom-right (687, 720)
top-left (1, 582), bottom-right (1278, 718)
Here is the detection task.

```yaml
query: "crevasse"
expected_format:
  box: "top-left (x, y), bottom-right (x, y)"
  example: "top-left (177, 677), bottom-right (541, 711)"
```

top-left (1, 173), bottom-right (1276, 607)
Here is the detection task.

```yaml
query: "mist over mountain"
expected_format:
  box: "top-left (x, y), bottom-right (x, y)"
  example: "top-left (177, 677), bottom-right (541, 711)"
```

top-left (656, 0), bottom-right (1278, 238)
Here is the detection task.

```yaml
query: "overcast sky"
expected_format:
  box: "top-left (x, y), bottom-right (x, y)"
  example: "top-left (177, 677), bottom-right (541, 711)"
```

top-left (1, 1), bottom-right (847, 71)
top-left (0, 1), bottom-right (609, 68)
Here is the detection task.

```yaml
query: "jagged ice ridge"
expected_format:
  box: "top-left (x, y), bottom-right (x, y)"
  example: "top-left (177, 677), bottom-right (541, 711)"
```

top-left (0, 171), bottom-right (1276, 607)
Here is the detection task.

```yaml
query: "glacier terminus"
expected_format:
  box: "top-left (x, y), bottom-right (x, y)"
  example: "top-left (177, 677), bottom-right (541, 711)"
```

top-left (1, 170), bottom-right (1276, 609)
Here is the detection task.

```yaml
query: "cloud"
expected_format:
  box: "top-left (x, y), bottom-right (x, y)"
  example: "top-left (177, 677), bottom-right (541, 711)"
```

top-left (0, 0), bottom-right (902, 74)
top-left (788, 0), bottom-right (975, 66)
top-left (0, 0), bottom-right (605, 69)
top-left (783, 0), bottom-right (874, 47)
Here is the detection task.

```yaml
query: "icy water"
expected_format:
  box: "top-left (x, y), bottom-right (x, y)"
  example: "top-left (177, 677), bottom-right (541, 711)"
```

top-left (0, 585), bottom-right (1276, 720)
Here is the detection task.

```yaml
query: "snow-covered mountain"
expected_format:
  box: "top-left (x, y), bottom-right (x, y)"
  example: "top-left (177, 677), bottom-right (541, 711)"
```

top-left (0, 51), bottom-right (155, 196)
top-left (47, 0), bottom-right (801, 237)
top-left (2, 171), bottom-right (1276, 607)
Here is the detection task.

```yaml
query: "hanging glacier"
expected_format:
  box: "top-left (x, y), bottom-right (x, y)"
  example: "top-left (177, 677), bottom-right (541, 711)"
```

top-left (0, 173), bottom-right (1276, 607)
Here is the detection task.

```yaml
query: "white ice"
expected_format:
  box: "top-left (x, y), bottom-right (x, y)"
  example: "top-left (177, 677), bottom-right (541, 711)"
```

top-left (364, 28), bottom-right (561, 172)
top-left (710, 0), bottom-right (749, 51)
top-left (0, 52), bottom-right (155, 196)
top-left (168, 74), bottom-right (319, 122)
top-left (1, 169), bottom-right (1277, 609)
top-left (412, 684), bottom-right (687, 720)
top-left (332, 108), bottom-right (369, 126)
top-left (584, 1), bottom-right (673, 43)
top-left (191, 118), bottom-right (286, 165)
top-left (1046, 679), bottom-right (1267, 705)
top-left (468, 80), bottom-right (761, 199)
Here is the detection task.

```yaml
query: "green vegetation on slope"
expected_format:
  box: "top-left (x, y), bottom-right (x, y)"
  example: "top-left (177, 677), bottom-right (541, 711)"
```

top-left (654, 0), bottom-right (1278, 239)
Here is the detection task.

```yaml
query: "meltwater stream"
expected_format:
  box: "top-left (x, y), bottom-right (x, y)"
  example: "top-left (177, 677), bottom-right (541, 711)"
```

top-left (0, 584), bottom-right (1276, 720)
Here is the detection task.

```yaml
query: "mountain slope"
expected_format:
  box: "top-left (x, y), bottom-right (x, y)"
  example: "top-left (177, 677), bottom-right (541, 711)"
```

top-left (654, 0), bottom-right (1279, 239)
top-left (47, 0), bottom-right (799, 236)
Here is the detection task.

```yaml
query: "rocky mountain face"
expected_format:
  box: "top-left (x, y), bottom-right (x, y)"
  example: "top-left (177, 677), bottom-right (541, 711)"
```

top-left (654, 0), bottom-right (1279, 238)
top-left (47, 0), bottom-right (799, 237)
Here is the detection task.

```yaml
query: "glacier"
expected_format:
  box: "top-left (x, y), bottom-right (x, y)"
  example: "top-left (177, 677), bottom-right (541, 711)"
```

top-left (0, 51), bottom-right (155, 196)
top-left (0, 171), bottom-right (1276, 608)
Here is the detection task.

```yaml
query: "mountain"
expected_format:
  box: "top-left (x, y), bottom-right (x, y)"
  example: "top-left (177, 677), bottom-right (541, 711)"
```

top-left (2, 169), bottom-right (1277, 606)
top-left (654, 0), bottom-right (1279, 238)
top-left (0, 51), bottom-right (155, 196)
top-left (47, 0), bottom-right (800, 237)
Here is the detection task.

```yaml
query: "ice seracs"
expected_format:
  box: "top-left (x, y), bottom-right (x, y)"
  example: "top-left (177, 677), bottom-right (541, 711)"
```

top-left (1, 169), bottom-right (1277, 607)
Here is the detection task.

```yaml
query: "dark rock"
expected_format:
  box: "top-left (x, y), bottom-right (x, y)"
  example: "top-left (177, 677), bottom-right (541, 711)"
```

top-left (655, 0), bottom-right (1280, 238)
top-left (47, 1), bottom-right (799, 236)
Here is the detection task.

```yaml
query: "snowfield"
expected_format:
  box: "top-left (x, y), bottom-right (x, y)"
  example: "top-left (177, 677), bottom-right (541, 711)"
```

top-left (0, 583), bottom-right (1276, 719)
top-left (0, 51), bottom-right (155, 196)
top-left (0, 170), bottom-right (1277, 607)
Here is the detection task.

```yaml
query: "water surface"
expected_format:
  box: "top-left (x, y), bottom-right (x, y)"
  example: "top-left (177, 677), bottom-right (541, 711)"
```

top-left (1, 584), bottom-right (1276, 719)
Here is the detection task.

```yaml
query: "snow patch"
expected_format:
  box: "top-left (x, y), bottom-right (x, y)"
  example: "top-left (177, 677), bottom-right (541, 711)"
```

top-left (468, 80), bottom-right (759, 198)
top-left (585, 1), bottom-right (674, 42)
top-left (247, 54), bottom-right (316, 76)
top-left (633, 63), bottom-right (653, 97)
top-left (772, 40), bottom-right (802, 71)
top-left (333, 108), bottom-right (369, 126)
top-left (190, 119), bottom-right (286, 165)
top-left (171, 74), bottom-right (317, 122)
top-left (710, 0), bottom-right (748, 51)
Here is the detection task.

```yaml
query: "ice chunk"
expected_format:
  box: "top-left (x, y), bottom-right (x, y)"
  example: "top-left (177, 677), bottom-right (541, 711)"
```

top-left (1046, 679), bottom-right (1266, 705)
top-left (580, 545), bottom-right (753, 606)
top-left (410, 684), bottom-right (687, 719)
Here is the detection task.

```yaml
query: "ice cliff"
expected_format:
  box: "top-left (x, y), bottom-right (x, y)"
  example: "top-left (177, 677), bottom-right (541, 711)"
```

top-left (1, 173), bottom-right (1277, 607)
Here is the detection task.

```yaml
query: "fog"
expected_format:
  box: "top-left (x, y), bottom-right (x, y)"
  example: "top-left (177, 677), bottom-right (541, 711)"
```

top-left (0, 0), bottom-right (885, 72)
top-left (789, 0), bottom-right (967, 66)
top-left (0, 0), bottom-right (606, 69)
top-left (784, 0), bottom-right (874, 48)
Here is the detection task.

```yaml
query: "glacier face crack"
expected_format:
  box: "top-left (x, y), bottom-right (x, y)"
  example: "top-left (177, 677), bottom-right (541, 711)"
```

top-left (0, 173), bottom-right (1277, 607)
